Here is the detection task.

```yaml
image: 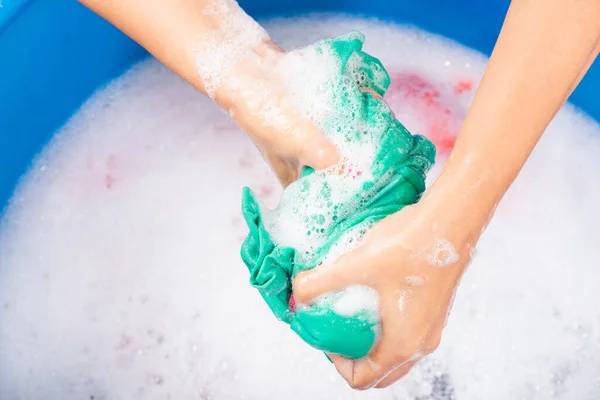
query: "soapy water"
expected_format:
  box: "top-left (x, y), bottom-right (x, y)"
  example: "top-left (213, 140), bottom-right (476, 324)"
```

top-left (0, 14), bottom-right (600, 400)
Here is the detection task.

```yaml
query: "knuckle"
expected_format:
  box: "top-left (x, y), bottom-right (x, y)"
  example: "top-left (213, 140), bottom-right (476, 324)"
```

top-left (425, 334), bottom-right (442, 353)
top-left (291, 279), bottom-right (310, 302)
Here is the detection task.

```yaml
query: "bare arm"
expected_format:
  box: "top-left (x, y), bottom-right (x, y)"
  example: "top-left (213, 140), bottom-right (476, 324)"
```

top-left (78, 0), bottom-right (600, 230)
top-left (427, 0), bottom-right (600, 239)
top-left (80, 0), bottom-right (600, 389)
top-left (293, 0), bottom-right (600, 389)
top-left (78, 0), bottom-right (271, 101)
top-left (78, 0), bottom-right (338, 185)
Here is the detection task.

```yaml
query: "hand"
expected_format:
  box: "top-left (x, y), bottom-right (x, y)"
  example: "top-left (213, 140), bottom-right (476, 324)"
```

top-left (81, 0), bottom-right (340, 188)
top-left (214, 40), bottom-right (340, 187)
top-left (292, 196), bottom-right (479, 389)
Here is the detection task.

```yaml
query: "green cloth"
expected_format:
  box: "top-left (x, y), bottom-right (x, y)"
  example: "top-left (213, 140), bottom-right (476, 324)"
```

top-left (240, 32), bottom-right (436, 359)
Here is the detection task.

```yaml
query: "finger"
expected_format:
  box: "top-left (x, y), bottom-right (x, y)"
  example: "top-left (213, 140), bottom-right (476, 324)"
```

top-left (329, 352), bottom-right (416, 391)
top-left (263, 152), bottom-right (298, 188)
top-left (373, 303), bottom-right (444, 389)
top-left (350, 348), bottom-right (420, 390)
top-left (346, 293), bottom-right (420, 389)
top-left (284, 116), bottom-right (339, 172)
top-left (292, 251), bottom-right (366, 304)
top-left (374, 359), bottom-right (420, 389)
top-left (328, 354), bottom-right (355, 382)
top-left (359, 87), bottom-right (396, 117)
top-left (347, 345), bottom-right (393, 389)
top-left (298, 131), bottom-right (340, 171)
top-left (359, 87), bottom-right (383, 100)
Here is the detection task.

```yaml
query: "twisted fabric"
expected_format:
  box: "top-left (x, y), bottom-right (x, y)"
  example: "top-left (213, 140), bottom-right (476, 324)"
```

top-left (240, 32), bottom-right (436, 359)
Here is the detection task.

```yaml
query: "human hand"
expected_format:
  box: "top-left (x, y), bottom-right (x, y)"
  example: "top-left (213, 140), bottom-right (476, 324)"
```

top-left (291, 191), bottom-right (481, 389)
top-left (82, 0), bottom-right (340, 187)
top-left (212, 40), bottom-right (340, 187)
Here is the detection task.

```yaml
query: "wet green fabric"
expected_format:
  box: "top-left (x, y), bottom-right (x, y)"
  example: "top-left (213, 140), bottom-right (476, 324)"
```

top-left (240, 32), bottom-right (436, 359)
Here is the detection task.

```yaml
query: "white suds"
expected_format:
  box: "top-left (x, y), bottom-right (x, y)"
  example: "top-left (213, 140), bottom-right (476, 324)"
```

top-left (398, 290), bottom-right (409, 315)
top-left (195, 0), bottom-right (268, 98)
top-left (406, 275), bottom-right (425, 287)
top-left (329, 285), bottom-right (380, 319)
top-left (426, 239), bottom-right (460, 267)
top-left (469, 246), bottom-right (478, 261)
top-left (1, 14), bottom-right (599, 400)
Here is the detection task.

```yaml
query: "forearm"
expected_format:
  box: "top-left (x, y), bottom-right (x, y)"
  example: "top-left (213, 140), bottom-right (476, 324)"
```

top-left (78, 0), bottom-right (274, 104)
top-left (425, 0), bottom-right (600, 239)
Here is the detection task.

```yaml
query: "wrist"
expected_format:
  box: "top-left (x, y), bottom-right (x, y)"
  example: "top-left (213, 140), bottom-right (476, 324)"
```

top-left (420, 155), bottom-right (504, 245)
top-left (213, 39), bottom-right (285, 115)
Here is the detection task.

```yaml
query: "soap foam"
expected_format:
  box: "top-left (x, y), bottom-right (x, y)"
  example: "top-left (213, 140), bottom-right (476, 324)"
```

top-left (321, 220), bottom-right (374, 265)
top-left (196, 0), bottom-right (268, 98)
top-left (255, 59), bottom-right (393, 268)
top-left (1, 14), bottom-right (600, 400)
top-left (406, 275), bottom-right (425, 287)
top-left (330, 285), bottom-right (380, 319)
top-left (426, 239), bottom-right (460, 267)
top-left (398, 290), bottom-right (409, 316)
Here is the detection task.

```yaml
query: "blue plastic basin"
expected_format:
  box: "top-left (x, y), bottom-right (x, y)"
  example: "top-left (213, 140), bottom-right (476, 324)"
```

top-left (0, 0), bottom-right (598, 211)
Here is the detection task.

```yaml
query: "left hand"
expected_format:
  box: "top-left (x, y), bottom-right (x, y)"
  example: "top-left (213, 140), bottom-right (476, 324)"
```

top-left (214, 40), bottom-right (340, 187)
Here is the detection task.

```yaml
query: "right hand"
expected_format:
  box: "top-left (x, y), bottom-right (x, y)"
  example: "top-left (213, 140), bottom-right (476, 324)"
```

top-left (292, 184), bottom-right (481, 389)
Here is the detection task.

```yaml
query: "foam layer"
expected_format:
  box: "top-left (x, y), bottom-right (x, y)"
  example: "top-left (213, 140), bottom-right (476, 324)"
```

top-left (1, 15), bottom-right (600, 400)
top-left (195, 0), bottom-right (269, 98)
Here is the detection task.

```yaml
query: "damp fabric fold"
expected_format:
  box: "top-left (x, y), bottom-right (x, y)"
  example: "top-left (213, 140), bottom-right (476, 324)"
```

top-left (240, 32), bottom-right (436, 359)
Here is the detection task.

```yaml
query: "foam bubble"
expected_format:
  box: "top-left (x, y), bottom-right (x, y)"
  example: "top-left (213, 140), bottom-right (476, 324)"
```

top-left (469, 246), bottom-right (478, 260)
top-left (195, 0), bottom-right (268, 98)
top-left (426, 239), bottom-right (460, 267)
top-left (406, 275), bottom-right (425, 287)
top-left (262, 156), bottom-right (378, 262)
top-left (330, 285), bottom-right (380, 318)
top-left (398, 290), bottom-right (409, 316)
top-left (1, 14), bottom-right (599, 400)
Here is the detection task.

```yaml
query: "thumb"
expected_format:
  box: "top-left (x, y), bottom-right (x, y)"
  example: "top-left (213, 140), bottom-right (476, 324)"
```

top-left (298, 131), bottom-right (340, 171)
top-left (292, 252), bottom-right (363, 305)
